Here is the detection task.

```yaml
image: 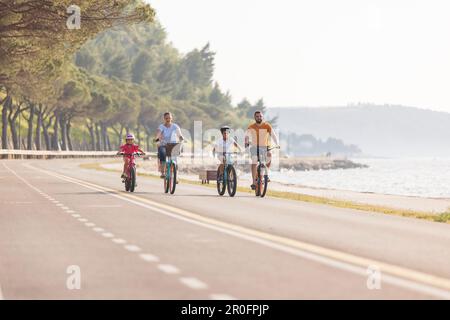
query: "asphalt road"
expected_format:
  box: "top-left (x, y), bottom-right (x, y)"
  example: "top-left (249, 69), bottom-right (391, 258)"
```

top-left (0, 159), bottom-right (450, 300)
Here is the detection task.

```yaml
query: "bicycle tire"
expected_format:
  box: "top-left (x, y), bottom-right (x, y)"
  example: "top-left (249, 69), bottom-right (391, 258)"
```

top-left (260, 174), bottom-right (268, 198)
top-left (164, 163), bottom-right (170, 193)
top-left (255, 165), bottom-right (262, 196)
top-left (129, 166), bottom-right (136, 193)
top-left (170, 163), bottom-right (177, 194)
top-left (217, 167), bottom-right (226, 196)
top-left (227, 166), bottom-right (237, 197)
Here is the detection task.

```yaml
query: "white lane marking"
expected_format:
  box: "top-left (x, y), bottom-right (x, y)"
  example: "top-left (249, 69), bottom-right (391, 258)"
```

top-left (55, 203), bottom-right (64, 207)
top-left (158, 264), bottom-right (180, 274)
top-left (124, 245), bottom-right (141, 252)
top-left (23, 165), bottom-right (450, 300)
top-left (112, 238), bottom-right (127, 244)
top-left (71, 214), bottom-right (80, 218)
top-left (139, 253), bottom-right (160, 262)
top-left (93, 227), bottom-right (105, 233)
top-left (85, 223), bottom-right (95, 227)
top-left (78, 218), bottom-right (88, 222)
top-left (179, 277), bottom-right (208, 290)
top-left (102, 232), bottom-right (114, 238)
top-left (61, 206), bottom-right (69, 210)
top-left (67, 210), bottom-right (75, 214)
top-left (210, 294), bottom-right (236, 300)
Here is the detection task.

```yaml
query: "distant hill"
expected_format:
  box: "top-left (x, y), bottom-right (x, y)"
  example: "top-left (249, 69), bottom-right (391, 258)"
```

top-left (267, 104), bottom-right (450, 157)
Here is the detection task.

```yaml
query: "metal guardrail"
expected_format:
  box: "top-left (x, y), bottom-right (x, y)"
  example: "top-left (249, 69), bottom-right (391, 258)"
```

top-left (0, 149), bottom-right (118, 159)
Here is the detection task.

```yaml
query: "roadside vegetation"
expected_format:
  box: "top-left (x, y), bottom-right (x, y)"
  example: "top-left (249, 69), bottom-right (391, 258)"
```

top-left (0, 0), bottom-right (270, 152)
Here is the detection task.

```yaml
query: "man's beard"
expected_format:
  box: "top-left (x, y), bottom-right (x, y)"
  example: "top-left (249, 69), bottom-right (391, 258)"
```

top-left (256, 119), bottom-right (262, 124)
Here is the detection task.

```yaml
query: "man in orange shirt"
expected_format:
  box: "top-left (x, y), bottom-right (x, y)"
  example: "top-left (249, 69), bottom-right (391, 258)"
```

top-left (244, 110), bottom-right (280, 190)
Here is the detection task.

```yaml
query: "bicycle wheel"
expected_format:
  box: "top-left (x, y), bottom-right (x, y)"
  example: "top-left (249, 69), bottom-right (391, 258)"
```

top-left (260, 172), bottom-right (269, 198)
top-left (169, 162), bottom-right (177, 194)
top-left (125, 177), bottom-right (130, 192)
top-left (164, 163), bottom-right (170, 193)
top-left (129, 166), bottom-right (136, 193)
top-left (255, 165), bottom-right (262, 196)
top-left (217, 167), bottom-right (226, 196)
top-left (227, 166), bottom-right (237, 197)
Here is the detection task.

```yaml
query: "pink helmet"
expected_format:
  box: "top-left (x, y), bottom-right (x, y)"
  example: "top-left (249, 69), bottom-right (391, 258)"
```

top-left (126, 133), bottom-right (135, 140)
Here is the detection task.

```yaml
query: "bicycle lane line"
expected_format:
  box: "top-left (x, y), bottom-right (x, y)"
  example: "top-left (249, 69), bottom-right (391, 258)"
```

top-left (24, 162), bottom-right (450, 299)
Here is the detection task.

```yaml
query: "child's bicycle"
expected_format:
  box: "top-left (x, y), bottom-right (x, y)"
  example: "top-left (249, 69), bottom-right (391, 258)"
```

top-left (216, 151), bottom-right (238, 197)
top-left (117, 152), bottom-right (144, 193)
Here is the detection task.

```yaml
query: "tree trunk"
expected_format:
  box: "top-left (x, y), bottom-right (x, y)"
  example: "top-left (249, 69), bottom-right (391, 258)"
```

top-left (59, 116), bottom-right (67, 151)
top-left (42, 116), bottom-right (53, 151)
top-left (67, 120), bottom-right (73, 151)
top-left (27, 103), bottom-right (35, 150)
top-left (101, 123), bottom-right (109, 151)
top-left (52, 111), bottom-right (59, 151)
top-left (146, 131), bottom-right (150, 152)
top-left (35, 105), bottom-right (42, 150)
top-left (8, 105), bottom-right (19, 150)
top-left (95, 123), bottom-right (101, 151)
top-left (87, 121), bottom-right (95, 151)
top-left (136, 124), bottom-right (141, 146)
top-left (1, 95), bottom-right (11, 149)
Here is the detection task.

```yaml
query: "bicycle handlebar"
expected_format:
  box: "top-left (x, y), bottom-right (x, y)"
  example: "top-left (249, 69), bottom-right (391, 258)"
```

top-left (117, 152), bottom-right (144, 156)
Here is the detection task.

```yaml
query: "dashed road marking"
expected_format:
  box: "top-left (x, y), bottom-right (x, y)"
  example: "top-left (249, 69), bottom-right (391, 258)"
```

top-left (124, 245), bottom-right (141, 252)
top-left (93, 227), bottom-right (105, 233)
top-left (158, 264), bottom-right (180, 274)
top-left (102, 232), bottom-right (114, 238)
top-left (78, 218), bottom-right (88, 222)
top-left (112, 238), bottom-right (127, 244)
top-left (71, 214), bottom-right (80, 218)
top-left (85, 223), bottom-right (95, 227)
top-left (139, 253), bottom-right (160, 262)
top-left (179, 277), bottom-right (208, 290)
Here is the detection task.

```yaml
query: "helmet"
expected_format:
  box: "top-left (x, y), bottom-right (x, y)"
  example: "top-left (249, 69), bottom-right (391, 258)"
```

top-left (220, 126), bottom-right (231, 133)
top-left (126, 133), bottom-right (135, 140)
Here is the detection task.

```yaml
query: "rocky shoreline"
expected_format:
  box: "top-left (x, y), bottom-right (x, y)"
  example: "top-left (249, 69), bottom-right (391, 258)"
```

top-left (168, 156), bottom-right (368, 175)
top-left (279, 157), bottom-right (368, 171)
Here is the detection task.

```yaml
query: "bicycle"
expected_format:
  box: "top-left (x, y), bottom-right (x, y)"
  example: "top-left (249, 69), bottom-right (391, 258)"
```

top-left (155, 139), bottom-right (182, 195)
top-left (254, 145), bottom-right (280, 198)
top-left (216, 151), bottom-right (238, 197)
top-left (117, 152), bottom-right (143, 193)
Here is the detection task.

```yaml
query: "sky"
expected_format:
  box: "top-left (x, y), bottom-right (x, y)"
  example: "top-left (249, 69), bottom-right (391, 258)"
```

top-left (147, 0), bottom-right (450, 112)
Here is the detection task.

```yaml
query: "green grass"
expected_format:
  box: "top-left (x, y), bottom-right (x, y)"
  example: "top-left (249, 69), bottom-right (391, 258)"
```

top-left (79, 162), bottom-right (450, 224)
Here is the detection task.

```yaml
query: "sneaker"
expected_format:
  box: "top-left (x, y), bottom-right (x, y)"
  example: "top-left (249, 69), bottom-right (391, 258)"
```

top-left (251, 184), bottom-right (256, 190)
top-left (160, 174), bottom-right (165, 179)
